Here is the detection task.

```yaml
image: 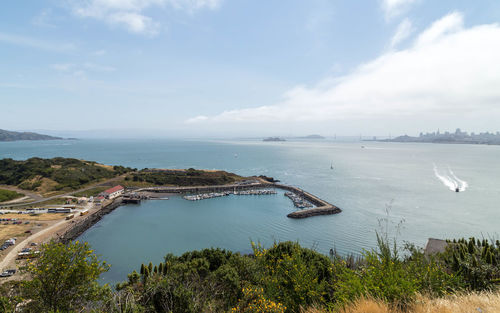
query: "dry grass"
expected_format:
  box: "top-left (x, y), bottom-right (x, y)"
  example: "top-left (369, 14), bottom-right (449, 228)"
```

top-left (412, 292), bottom-right (500, 313)
top-left (0, 213), bottom-right (62, 243)
top-left (1, 213), bottom-right (66, 221)
top-left (301, 292), bottom-right (500, 313)
top-left (0, 224), bottom-right (31, 243)
top-left (36, 178), bottom-right (60, 196)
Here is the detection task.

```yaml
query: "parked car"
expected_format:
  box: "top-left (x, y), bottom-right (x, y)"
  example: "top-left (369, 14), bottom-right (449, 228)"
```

top-left (0, 269), bottom-right (16, 277)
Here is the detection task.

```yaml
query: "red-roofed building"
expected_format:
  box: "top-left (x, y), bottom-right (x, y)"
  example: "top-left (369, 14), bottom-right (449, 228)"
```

top-left (103, 185), bottom-right (124, 199)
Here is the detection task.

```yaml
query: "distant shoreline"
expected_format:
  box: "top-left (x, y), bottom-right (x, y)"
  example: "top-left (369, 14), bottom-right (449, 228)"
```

top-left (377, 129), bottom-right (500, 146)
top-left (375, 139), bottom-right (500, 146)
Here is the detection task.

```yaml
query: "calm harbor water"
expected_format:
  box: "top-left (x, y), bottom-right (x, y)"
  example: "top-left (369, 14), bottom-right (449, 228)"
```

top-left (1, 138), bottom-right (500, 284)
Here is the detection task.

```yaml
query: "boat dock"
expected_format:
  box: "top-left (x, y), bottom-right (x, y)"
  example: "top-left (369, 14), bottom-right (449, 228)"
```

top-left (134, 182), bottom-right (342, 219)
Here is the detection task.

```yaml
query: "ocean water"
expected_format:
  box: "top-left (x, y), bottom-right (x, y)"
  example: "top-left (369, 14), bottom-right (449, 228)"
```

top-left (1, 138), bottom-right (500, 284)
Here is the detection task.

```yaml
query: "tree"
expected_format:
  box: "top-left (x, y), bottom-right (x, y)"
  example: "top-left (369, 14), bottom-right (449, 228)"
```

top-left (23, 240), bottom-right (110, 312)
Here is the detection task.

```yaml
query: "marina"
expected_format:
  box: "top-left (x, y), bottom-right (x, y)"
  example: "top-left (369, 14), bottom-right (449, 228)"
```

top-left (284, 191), bottom-right (313, 208)
top-left (183, 189), bottom-right (277, 201)
top-left (135, 182), bottom-right (341, 218)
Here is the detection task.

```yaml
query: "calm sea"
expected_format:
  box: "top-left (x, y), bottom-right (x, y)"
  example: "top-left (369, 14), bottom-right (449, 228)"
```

top-left (1, 138), bottom-right (500, 284)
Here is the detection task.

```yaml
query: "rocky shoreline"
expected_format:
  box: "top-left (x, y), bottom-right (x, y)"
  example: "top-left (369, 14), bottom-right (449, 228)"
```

top-left (59, 199), bottom-right (123, 244)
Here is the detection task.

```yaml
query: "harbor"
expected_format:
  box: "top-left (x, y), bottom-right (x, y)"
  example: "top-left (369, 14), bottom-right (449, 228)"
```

top-left (133, 180), bottom-right (342, 219)
top-left (0, 178), bottom-right (342, 280)
top-left (183, 189), bottom-right (277, 201)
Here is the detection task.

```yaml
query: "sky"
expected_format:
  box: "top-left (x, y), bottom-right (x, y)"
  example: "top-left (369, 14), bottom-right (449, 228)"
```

top-left (1, 0), bottom-right (500, 138)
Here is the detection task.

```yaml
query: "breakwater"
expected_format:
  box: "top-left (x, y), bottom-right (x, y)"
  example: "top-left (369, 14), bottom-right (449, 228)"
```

top-left (59, 199), bottom-right (123, 243)
top-left (136, 182), bottom-right (341, 219)
top-left (272, 184), bottom-right (342, 218)
top-left (57, 181), bottom-right (340, 245)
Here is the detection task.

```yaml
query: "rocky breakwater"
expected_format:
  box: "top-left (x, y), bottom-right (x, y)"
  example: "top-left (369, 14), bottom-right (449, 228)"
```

top-left (274, 184), bottom-right (342, 219)
top-left (286, 206), bottom-right (342, 218)
top-left (59, 198), bottom-right (123, 243)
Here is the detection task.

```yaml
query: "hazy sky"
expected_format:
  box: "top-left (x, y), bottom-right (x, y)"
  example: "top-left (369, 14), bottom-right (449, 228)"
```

top-left (2, 0), bottom-right (500, 137)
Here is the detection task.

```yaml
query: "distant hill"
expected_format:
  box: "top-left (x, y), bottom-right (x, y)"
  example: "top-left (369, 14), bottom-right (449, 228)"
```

top-left (0, 129), bottom-right (63, 142)
top-left (299, 134), bottom-right (325, 139)
top-left (263, 137), bottom-right (286, 142)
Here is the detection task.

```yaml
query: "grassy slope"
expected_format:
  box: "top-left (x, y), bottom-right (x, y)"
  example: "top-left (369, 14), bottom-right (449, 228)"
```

top-left (0, 157), bottom-right (132, 193)
top-left (122, 168), bottom-right (246, 187)
top-left (0, 189), bottom-right (24, 202)
top-left (305, 292), bottom-right (500, 313)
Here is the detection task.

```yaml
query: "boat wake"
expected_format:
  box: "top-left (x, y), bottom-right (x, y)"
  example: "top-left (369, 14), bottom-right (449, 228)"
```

top-left (433, 164), bottom-right (468, 192)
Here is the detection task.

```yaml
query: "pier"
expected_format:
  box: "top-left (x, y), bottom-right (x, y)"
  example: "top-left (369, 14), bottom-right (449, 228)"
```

top-left (134, 181), bottom-right (342, 219)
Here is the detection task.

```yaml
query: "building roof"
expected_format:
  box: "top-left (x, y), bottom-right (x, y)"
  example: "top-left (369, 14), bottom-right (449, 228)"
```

top-left (104, 185), bottom-right (124, 194)
top-left (424, 238), bottom-right (449, 256)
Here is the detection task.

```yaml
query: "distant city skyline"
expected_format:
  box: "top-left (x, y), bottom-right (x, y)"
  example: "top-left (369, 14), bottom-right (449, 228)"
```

top-left (2, 1), bottom-right (500, 137)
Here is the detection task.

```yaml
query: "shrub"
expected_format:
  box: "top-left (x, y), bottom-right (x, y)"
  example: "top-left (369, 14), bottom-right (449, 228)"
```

top-left (22, 241), bottom-right (110, 312)
top-left (333, 234), bottom-right (463, 308)
top-left (231, 287), bottom-right (286, 313)
top-left (253, 242), bottom-right (336, 312)
top-left (440, 237), bottom-right (500, 290)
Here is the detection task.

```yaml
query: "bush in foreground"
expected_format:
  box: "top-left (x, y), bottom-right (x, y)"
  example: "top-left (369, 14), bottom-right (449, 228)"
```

top-left (1, 236), bottom-right (498, 312)
top-left (22, 241), bottom-right (110, 312)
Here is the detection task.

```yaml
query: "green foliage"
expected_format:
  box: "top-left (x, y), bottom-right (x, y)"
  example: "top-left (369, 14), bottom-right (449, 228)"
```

top-left (22, 240), bottom-right (110, 312)
top-left (130, 248), bottom-right (257, 312)
top-left (0, 281), bottom-right (23, 312)
top-left (231, 287), bottom-right (286, 313)
top-left (440, 237), bottom-right (500, 290)
top-left (0, 189), bottom-right (24, 202)
top-left (253, 241), bottom-right (336, 312)
top-left (333, 233), bottom-right (463, 308)
top-left (0, 157), bottom-right (132, 191)
top-left (9, 237), bottom-right (495, 312)
top-left (0, 296), bottom-right (14, 313)
top-left (129, 169), bottom-right (241, 186)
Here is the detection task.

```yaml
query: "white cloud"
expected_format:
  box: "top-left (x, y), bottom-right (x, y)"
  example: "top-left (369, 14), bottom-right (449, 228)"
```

top-left (51, 63), bottom-right (75, 71)
top-left (415, 11), bottom-right (463, 46)
top-left (69, 0), bottom-right (222, 35)
top-left (390, 18), bottom-right (413, 48)
top-left (51, 62), bottom-right (116, 77)
top-left (187, 13), bottom-right (500, 129)
top-left (108, 12), bottom-right (159, 34)
top-left (186, 115), bottom-right (209, 123)
top-left (0, 32), bottom-right (76, 52)
top-left (382, 0), bottom-right (417, 19)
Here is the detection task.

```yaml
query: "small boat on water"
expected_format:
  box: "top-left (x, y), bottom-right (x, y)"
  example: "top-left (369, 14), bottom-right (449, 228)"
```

top-left (330, 162), bottom-right (334, 170)
top-left (455, 187), bottom-right (460, 192)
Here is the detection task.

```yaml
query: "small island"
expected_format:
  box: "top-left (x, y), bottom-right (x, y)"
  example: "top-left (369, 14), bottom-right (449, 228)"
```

top-left (298, 134), bottom-right (325, 139)
top-left (263, 137), bottom-right (286, 142)
top-left (0, 129), bottom-right (64, 142)
top-left (382, 128), bottom-right (500, 145)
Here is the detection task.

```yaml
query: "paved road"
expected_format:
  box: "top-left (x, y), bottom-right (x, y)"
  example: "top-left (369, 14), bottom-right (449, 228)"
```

top-left (0, 175), bottom-right (126, 209)
top-left (0, 185), bottom-right (43, 202)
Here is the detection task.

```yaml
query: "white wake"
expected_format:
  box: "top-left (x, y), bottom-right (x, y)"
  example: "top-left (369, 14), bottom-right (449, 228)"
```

top-left (433, 164), bottom-right (468, 192)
